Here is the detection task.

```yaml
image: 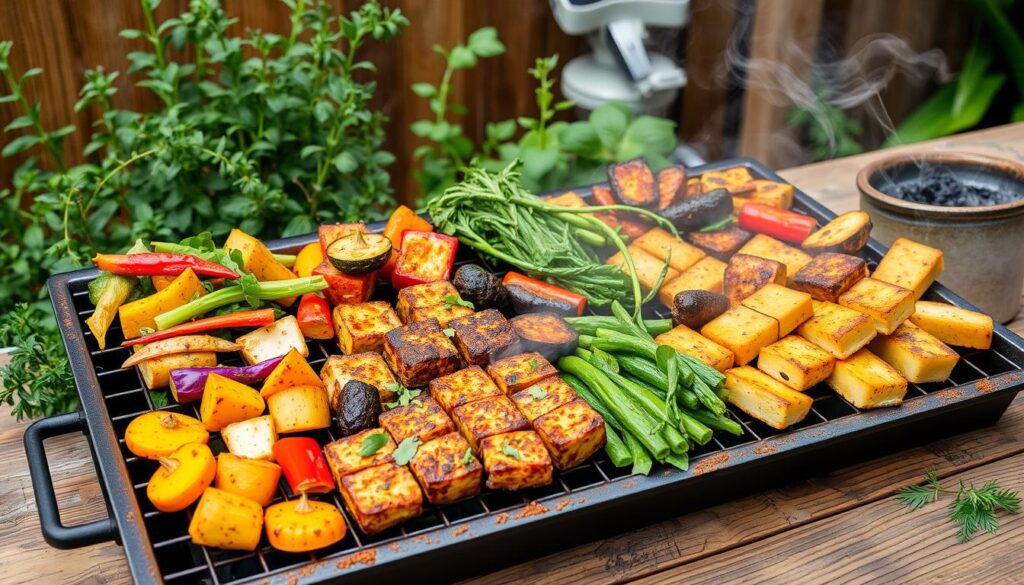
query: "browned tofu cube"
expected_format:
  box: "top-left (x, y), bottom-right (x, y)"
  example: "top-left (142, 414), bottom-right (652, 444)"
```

top-left (339, 463), bottom-right (423, 534)
top-left (321, 352), bottom-right (399, 409)
top-left (382, 319), bottom-right (461, 388)
top-left (533, 399), bottom-right (606, 469)
top-left (408, 303), bottom-right (474, 327)
top-left (701, 306), bottom-right (778, 366)
top-left (685, 226), bottom-right (754, 261)
top-left (509, 376), bottom-right (578, 422)
top-left (757, 335), bottom-right (835, 391)
top-left (323, 428), bottom-right (396, 483)
top-left (606, 245), bottom-right (680, 290)
top-left (748, 179), bottom-right (794, 209)
top-left (479, 431), bottom-right (553, 490)
top-left (838, 278), bottom-right (916, 335)
top-left (791, 253), bottom-right (868, 302)
top-left (738, 234), bottom-right (812, 284)
top-left (724, 253), bottom-right (787, 306)
top-left (658, 256), bottom-right (728, 305)
top-left (379, 397), bottom-right (455, 444)
top-left (451, 395), bottom-right (530, 450)
top-left (699, 167), bottom-right (756, 194)
top-left (655, 325), bottom-right (735, 373)
top-left (408, 432), bottom-right (482, 505)
top-left (632, 227), bottom-right (706, 272)
top-left (486, 352), bottom-right (558, 394)
top-left (395, 280), bottom-right (461, 323)
top-left (428, 366), bottom-right (504, 413)
top-left (334, 301), bottom-right (402, 354)
top-left (448, 309), bottom-right (520, 367)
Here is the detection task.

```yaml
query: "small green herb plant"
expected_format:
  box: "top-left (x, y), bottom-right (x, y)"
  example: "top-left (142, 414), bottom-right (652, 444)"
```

top-left (896, 470), bottom-right (1021, 543)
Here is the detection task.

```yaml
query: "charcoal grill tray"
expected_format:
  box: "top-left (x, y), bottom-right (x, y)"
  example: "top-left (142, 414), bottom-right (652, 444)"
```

top-left (29, 158), bottom-right (1024, 584)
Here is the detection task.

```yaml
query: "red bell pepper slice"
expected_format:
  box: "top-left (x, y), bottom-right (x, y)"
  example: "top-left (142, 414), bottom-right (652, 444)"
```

top-left (381, 206), bottom-right (433, 278)
top-left (121, 308), bottom-right (276, 347)
top-left (312, 259), bottom-right (376, 306)
top-left (737, 203), bottom-right (817, 243)
top-left (296, 293), bottom-right (334, 339)
top-left (273, 437), bottom-right (334, 494)
top-left (502, 272), bottom-right (587, 317)
top-left (93, 253), bottom-right (240, 280)
top-left (391, 230), bottom-right (458, 290)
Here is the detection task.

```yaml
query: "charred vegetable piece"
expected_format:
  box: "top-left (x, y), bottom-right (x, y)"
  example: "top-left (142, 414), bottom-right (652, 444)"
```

top-left (224, 228), bottom-right (299, 306)
top-left (142, 352), bottom-right (218, 390)
top-left (215, 453), bottom-right (282, 506)
top-left (260, 348), bottom-right (323, 399)
top-left (125, 412), bottom-right (210, 459)
top-left (119, 268), bottom-right (207, 339)
top-left (591, 184), bottom-right (650, 239)
top-left (801, 211), bottom-right (872, 254)
top-left (335, 380), bottom-right (383, 437)
top-left (123, 308), bottom-right (275, 347)
top-left (274, 437), bottom-right (335, 494)
top-left (453, 264), bottom-right (509, 310)
top-left (199, 374), bottom-right (266, 432)
top-left (609, 158), bottom-right (658, 209)
top-left (265, 492), bottom-right (347, 552)
top-left (671, 290), bottom-right (730, 329)
top-left (738, 203), bottom-right (816, 243)
top-left (293, 242), bottom-right (324, 278)
top-left (685, 226), bottom-right (753, 261)
top-left (147, 442), bottom-right (217, 513)
top-left (723, 253), bottom-right (788, 306)
top-left (391, 230), bottom-right (459, 289)
top-left (326, 231), bottom-right (392, 274)
top-left (122, 335), bottom-right (242, 368)
top-left (791, 253), bottom-right (868, 303)
top-left (87, 240), bottom-right (148, 350)
top-left (379, 397), bottom-right (455, 444)
top-left (503, 272), bottom-right (586, 317)
top-left (447, 309), bottom-right (520, 366)
top-left (92, 252), bottom-right (240, 280)
top-left (189, 487), bottom-right (264, 551)
top-left (661, 188), bottom-right (733, 231)
top-left (318, 223), bottom-right (366, 257)
top-left (170, 355), bottom-right (284, 403)
top-left (657, 166), bottom-right (687, 210)
top-left (312, 260), bottom-right (376, 306)
top-left (509, 313), bottom-right (579, 362)
top-left (383, 319), bottom-right (461, 388)
top-left (267, 385), bottom-right (331, 434)
top-left (381, 206), bottom-right (433, 278)
top-left (296, 293), bottom-right (334, 339)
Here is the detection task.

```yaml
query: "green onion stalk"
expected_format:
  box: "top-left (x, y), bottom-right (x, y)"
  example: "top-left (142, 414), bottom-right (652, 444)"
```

top-left (154, 275), bottom-right (327, 330)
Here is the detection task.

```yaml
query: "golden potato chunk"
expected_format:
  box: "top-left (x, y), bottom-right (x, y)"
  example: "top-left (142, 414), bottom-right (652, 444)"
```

top-left (533, 399), bottom-right (606, 469)
top-left (757, 335), bottom-right (835, 391)
top-left (791, 253), bottom-right (869, 303)
top-left (321, 352), bottom-right (398, 408)
top-left (509, 376), bottom-right (579, 422)
top-left (379, 397), bottom-right (455, 444)
top-left (869, 321), bottom-right (959, 383)
top-left (747, 179), bottom-right (794, 209)
top-left (872, 237), bottom-right (944, 299)
top-left (428, 366), bottom-right (503, 413)
top-left (655, 324), bottom-right (735, 372)
top-left (827, 348), bottom-right (908, 409)
top-left (383, 318), bottom-right (461, 388)
top-left (725, 366), bottom-right (813, 429)
top-left (838, 277), bottom-right (915, 335)
top-left (451, 395), bottom-right (530, 451)
top-left (701, 306), bottom-right (779, 366)
top-left (323, 428), bottom-right (396, 483)
top-left (339, 463), bottom-right (423, 534)
top-left (408, 432), bottom-right (482, 505)
top-left (737, 234), bottom-right (812, 284)
top-left (909, 301), bottom-right (993, 350)
top-left (724, 253), bottom-right (787, 306)
top-left (659, 256), bottom-right (727, 305)
top-left (606, 245), bottom-right (679, 291)
top-left (334, 301), bottom-right (402, 355)
top-left (632, 227), bottom-right (706, 272)
top-left (486, 352), bottom-right (558, 394)
top-left (479, 431), bottom-right (553, 490)
top-left (448, 309), bottom-right (521, 367)
top-left (797, 301), bottom-right (877, 359)
top-left (699, 166), bottom-right (756, 195)
top-left (395, 280), bottom-right (462, 323)
top-left (685, 226), bottom-right (753, 261)
top-left (741, 283), bottom-right (814, 337)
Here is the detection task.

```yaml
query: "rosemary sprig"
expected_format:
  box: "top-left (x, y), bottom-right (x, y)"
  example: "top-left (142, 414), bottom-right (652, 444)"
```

top-left (896, 471), bottom-right (1021, 543)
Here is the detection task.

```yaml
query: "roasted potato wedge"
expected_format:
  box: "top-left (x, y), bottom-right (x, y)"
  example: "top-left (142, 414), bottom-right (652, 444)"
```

top-left (790, 253), bottom-right (868, 302)
top-left (701, 305), bottom-right (779, 366)
top-left (827, 348), bottom-right (908, 409)
top-left (837, 277), bottom-right (915, 335)
top-left (909, 301), bottom-right (993, 350)
top-left (869, 321), bottom-right (959, 383)
top-left (685, 226), bottom-right (753, 261)
top-left (725, 366), bottom-right (813, 429)
top-left (724, 253), bottom-right (787, 306)
top-left (797, 301), bottom-right (877, 359)
top-left (758, 335), bottom-right (835, 391)
top-left (871, 237), bottom-right (944, 299)
top-left (657, 166), bottom-right (687, 210)
top-left (655, 324), bottom-right (735, 372)
top-left (608, 158), bottom-right (657, 209)
top-left (800, 211), bottom-right (872, 254)
top-left (741, 283), bottom-right (814, 338)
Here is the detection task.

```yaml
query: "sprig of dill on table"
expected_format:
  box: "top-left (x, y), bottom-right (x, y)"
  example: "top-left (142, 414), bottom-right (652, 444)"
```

top-left (896, 470), bottom-right (1020, 543)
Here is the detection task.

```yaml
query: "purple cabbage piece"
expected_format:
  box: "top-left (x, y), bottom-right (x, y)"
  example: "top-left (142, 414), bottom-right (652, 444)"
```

top-left (169, 355), bottom-right (285, 402)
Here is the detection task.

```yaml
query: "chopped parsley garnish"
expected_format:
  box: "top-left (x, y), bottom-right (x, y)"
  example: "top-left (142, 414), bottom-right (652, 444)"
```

top-left (501, 442), bottom-right (521, 460)
top-left (359, 432), bottom-right (389, 457)
top-left (393, 437), bottom-right (421, 465)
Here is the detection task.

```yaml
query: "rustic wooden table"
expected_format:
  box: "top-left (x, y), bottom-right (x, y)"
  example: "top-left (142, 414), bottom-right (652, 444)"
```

top-left (3, 123), bottom-right (1024, 585)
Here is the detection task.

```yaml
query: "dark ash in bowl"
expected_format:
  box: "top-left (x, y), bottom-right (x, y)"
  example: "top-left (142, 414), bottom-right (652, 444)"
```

top-left (892, 166), bottom-right (1022, 207)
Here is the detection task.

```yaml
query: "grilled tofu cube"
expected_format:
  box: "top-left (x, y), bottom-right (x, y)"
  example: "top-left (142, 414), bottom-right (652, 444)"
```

top-left (533, 399), bottom-right (606, 469)
top-left (408, 432), bottom-right (482, 505)
top-left (383, 319), bottom-right (461, 388)
top-left (221, 416), bottom-right (277, 461)
top-left (655, 325), bottom-right (735, 372)
top-left (909, 301), bottom-right (993, 350)
top-left (747, 179), bottom-right (794, 209)
top-left (701, 306), bottom-right (779, 366)
top-left (237, 316), bottom-right (308, 365)
top-left (838, 278), bottom-right (915, 335)
top-left (323, 428), bottom-right (397, 482)
top-left (659, 256), bottom-right (728, 305)
top-left (479, 431), bottom-right (553, 490)
top-left (827, 348), bottom-right (908, 409)
top-left (428, 366), bottom-right (503, 413)
top-left (395, 281), bottom-right (461, 324)
top-left (408, 303), bottom-right (474, 327)
top-left (321, 352), bottom-right (398, 409)
top-left (741, 283), bottom-right (814, 337)
top-left (339, 463), bottom-right (423, 534)
top-left (738, 234), bottom-right (812, 284)
top-left (757, 335), bottom-right (835, 391)
top-left (724, 253), bottom-right (787, 305)
top-left (632, 227), bottom-right (706, 272)
top-left (872, 237), bottom-right (944, 299)
top-left (334, 301), bottom-right (402, 355)
top-left (699, 166), bottom-right (756, 195)
top-left (797, 301), bottom-right (877, 359)
top-left (486, 352), bottom-right (558, 394)
top-left (606, 245), bottom-right (680, 290)
top-left (869, 321), bottom-right (959, 383)
top-left (448, 309), bottom-right (520, 367)
top-left (685, 226), bottom-right (753, 261)
top-left (379, 397), bottom-right (455, 444)
top-left (451, 395), bottom-right (530, 450)
top-left (725, 366), bottom-right (813, 429)
top-left (510, 376), bottom-right (579, 422)
top-left (791, 253), bottom-right (869, 302)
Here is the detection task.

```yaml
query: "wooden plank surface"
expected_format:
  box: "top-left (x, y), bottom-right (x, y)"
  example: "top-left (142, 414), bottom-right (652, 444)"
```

top-left (2, 123), bottom-right (1024, 584)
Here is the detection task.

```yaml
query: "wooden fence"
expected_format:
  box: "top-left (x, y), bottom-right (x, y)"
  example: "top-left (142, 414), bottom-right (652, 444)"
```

top-left (0, 0), bottom-right (972, 206)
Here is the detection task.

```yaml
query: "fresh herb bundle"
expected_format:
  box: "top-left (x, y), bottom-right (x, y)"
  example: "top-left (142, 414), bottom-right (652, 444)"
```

top-left (0, 305), bottom-right (76, 420)
top-left (896, 470), bottom-right (1021, 543)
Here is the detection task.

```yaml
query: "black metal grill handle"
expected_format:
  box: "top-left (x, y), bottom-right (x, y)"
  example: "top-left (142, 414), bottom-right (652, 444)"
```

top-left (23, 411), bottom-right (119, 549)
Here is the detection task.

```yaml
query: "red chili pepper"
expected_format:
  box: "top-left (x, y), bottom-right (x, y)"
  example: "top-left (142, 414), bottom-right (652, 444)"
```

top-left (93, 253), bottom-right (240, 280)
top-left (502, 272), bottom-right (587, 317)
top-left (391, 230), bottom-right (458, 290)
top-left (273, 437), bottom-right (334, 494)
top-left (121, 308), bottom-right (276, 347)
top-left (296, 293), bottom-right (334, 339)
top-left (737, 203), bottom-right (817, 243)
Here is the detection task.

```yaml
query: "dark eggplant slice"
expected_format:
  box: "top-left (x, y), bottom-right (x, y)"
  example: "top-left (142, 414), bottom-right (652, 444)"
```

top-left (509, 312), bottom-right (579, 362)
top-left (609, 159), bottom-right (658, 209)
top-left (658, 165), bottom-right (686, 210)
top-left (326, 231), bottom-right (392, 274)
top-left (453, 264), bottom-right (509, 309)
top-left (333, 380), bottom-right (382, 436)
top-left (685, 226), bottom-right (753, 260)
top-left (671, 290), bottom-right (730, 330)
top-left (661, 188), bottom-right (733, 231)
